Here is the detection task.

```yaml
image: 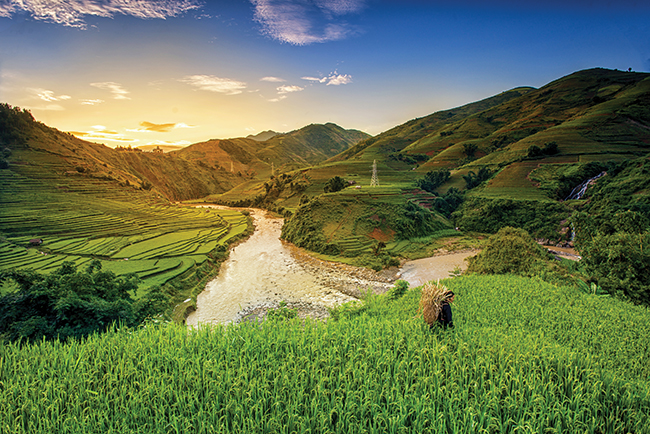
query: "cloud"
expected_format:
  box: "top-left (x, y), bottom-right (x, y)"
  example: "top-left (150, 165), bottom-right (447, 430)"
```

top-left (31, 88), bottom-right (71, 102)
top-left (70, 125), bottom-right (138, 143)
top-left (180, 75), bottom-right (247, 95)
top-left (277, 85), bottom-right (304, 94)
top-left (90, 82), bottom-right (130, 100)
top-left (251, 0), bottom-right (365, 45)
top-left (325, 73), bottom-right (352, 85)
top-left (261, 76), bottom-right (286, 82)
top-left (80, 99), bottom-right (104, 106)
top-left (0, 0), bottom-right (202, 29)
top-left (69, 125), bottom-right (139, 143)
top-left (267, 95), bottom-right (288, 102)
top-left (30, 104), bottom-right (65, 111)
top-left (127, 121), bottom-right (197, 133)
top-left (301, 71), bottom-right (352, 85)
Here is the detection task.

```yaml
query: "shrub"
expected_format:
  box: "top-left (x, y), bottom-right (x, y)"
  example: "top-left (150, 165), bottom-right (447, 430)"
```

top-left (573, 211), bottom-right (650, 305)
top-left (323, 176), bottom-right (347, 193)
top-left (387, 280), bottom-right (410, 300)
top-left (416, 169), bottom-right (450, 193)
top-left (466, 227), bottom-right (550, 276)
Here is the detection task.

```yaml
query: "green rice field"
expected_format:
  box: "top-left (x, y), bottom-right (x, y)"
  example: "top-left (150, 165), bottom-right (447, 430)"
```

top-left (0, 274), bottom-right (648, 433)
top-left (0, 169), bottom-right (249, 293)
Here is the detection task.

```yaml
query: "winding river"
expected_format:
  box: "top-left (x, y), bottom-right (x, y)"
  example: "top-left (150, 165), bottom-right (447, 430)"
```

top-left (186, 208), bottom-right (474, 326)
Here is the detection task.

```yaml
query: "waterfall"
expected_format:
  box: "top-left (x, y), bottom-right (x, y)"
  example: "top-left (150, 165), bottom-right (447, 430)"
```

top-left (564, 171), bottom-right (606, 201)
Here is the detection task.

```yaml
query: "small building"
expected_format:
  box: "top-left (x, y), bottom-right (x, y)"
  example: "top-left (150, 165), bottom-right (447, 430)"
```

top-left (29, 238), bottom-right (43, 246)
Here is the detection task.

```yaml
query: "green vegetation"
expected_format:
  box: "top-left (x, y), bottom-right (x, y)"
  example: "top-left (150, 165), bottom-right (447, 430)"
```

top-left (573, 211), bottom-right (650, 305)
top-left (454, 197), bottom-right (571, 239)
top-left (465, 226), bottom-right (574, 285)
top-left (281, 190), bottom-right (453, 263)
top-left (1, 274), bottom-right (649, 433)
top-left (323, 176), bottom-right (348, 193)
top-left (415, 169), bottom-right (450, 193)
top-left (0, 261), bottom-right (166, 342)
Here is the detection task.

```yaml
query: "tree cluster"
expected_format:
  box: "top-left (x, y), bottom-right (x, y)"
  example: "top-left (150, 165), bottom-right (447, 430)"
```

top-left (0, 261), bottom-right (166, 342)
top-left (573, 211), bottom-right (650, 306)
top-left (416, 169), bottom-right (450, 193)
top-left (527, 141), bottom-right (559, 159)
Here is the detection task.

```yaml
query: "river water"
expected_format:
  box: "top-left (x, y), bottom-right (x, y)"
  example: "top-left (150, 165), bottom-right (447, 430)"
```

top-left (186, 208), bottom-right (474, 326)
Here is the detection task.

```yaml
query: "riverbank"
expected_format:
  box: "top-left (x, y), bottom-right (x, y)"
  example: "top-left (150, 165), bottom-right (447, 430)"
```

top-left (185, 208), bottom-right (479, 326)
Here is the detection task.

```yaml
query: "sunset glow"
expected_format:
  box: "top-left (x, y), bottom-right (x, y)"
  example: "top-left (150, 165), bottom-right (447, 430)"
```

top-left (1, 0), bottom-right (649, 148)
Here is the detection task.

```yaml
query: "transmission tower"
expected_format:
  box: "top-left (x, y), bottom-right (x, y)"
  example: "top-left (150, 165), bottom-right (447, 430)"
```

top-left (370, 160), bottom-right (379, 187)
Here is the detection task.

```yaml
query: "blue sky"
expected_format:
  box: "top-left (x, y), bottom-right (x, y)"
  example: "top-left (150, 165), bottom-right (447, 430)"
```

top-left (0, 0), bottom-right (648, 147)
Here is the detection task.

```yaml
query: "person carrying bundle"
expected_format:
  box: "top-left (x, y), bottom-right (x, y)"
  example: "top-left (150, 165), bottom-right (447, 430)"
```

top-left (418, 281), bottom-right (455, 330)
top-left (436, 291), bottom-right (454, 329)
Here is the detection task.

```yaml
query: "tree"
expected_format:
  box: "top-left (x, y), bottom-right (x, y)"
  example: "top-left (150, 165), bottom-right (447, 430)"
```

top-left (324, 176), bottom-right (347, 193)
top-left (463, 143), bottom-right (478, 158)
top-left (463, 167), bottom-right (492, 189)
top-left (0, 261), bottom-right (153, 342)
top-left (466, 227), bottom-right (550, 276)
top-left (416, 169), bottom-right (450, 193)
top-left (573, 211), bottom-right (650, 305)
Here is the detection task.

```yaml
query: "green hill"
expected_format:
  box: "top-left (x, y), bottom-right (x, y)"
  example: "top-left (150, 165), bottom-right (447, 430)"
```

top-left (279, 69), bottom-right (650, 259)
top-left (1, 274), bottom-right (648, 433)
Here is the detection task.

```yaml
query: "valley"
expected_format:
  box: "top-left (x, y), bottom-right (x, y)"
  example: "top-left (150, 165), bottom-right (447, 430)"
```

top-left (1, 67), bottom-right (650, 433)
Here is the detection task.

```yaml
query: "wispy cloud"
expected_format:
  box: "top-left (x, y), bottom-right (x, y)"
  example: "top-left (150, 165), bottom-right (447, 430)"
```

top-left (127, 121), bottom-right (196, 133)
top-left (251, 0), bottom-right (365, 45)
top-left (0, 0), bottom-right (202, 29)
top-left (32, 88), bottom-right (71, 102)
top-left (302, 71), bottom-right (352, 85)
top-left (261, 76), bottom-right (286, 82)
top-left (180, 75), bottom-right (247, 95)
top-left (277, 85), bottom-right (304, 94)
top-left (90, 82), bottom-right (130, 100)
top-left (71, 125), bottom-right (138, 143)
top-left (80, 99), bottom-right (104, 106)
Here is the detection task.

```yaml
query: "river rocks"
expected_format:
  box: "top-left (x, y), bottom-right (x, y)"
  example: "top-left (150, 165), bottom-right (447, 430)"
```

top-left (235, 301), bottom-right (331, 324)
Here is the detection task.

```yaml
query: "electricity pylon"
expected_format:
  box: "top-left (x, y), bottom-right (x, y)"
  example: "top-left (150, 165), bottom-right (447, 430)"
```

top-left (370, 160), bottom-right (379, 187)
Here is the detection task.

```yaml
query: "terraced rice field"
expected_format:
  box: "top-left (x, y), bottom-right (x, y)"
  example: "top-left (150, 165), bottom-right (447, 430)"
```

top-left (0, 169), bottom-right (248, 293)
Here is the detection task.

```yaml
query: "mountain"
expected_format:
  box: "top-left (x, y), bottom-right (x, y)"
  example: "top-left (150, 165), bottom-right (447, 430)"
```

top-left (279, 68), bottom-right (650, 260)
top-left (246, 130), bottom-right (280, 141)
top-left (175, 123), bottom-right (370, 178)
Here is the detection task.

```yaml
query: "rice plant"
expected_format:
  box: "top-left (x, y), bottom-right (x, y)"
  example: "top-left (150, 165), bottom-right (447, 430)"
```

top-left (0, 274), bottom-right (649, 433)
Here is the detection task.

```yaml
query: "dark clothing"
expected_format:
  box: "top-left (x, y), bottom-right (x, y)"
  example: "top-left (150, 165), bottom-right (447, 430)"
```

top-left (437, 301), bottom-right (454, 329)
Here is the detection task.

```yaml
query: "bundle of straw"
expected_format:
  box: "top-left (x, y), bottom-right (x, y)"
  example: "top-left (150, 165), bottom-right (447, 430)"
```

top-left (418, 280), bottom-right (450, 327)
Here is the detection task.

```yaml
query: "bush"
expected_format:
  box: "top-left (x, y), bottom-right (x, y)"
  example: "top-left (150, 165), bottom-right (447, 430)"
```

top-left (416, 169), bottom-right (450, 193)
top-left (387, 280), bottom-right (410, 300)
top-left (454, 197), bottom-right (571, 239)
top-left (573, 211), bottom-right (650, 305)
top-left (466, 227), bottom-right (550, 276)
top-left (323, 176), bottom-right (347, 193)
top-left (0, 260), bottom-right (150, 342)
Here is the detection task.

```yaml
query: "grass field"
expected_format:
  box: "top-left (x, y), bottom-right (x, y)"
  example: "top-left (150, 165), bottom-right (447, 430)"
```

top-left (0, 274), bottom-right (648, 433)
top-left (0, 168), bottom-right (249, 296)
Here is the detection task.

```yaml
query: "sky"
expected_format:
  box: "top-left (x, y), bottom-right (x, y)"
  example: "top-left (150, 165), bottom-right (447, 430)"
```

top-left (0, 0), bottom-right (649, 148)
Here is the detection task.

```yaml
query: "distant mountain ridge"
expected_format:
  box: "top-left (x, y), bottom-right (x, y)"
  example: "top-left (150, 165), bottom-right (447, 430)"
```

top-left (0, 110), bottom-right (368, 201)
top-left (175, 123), bottom-right (370, 178)
top-left (246, 130), bottom-right (280, 141)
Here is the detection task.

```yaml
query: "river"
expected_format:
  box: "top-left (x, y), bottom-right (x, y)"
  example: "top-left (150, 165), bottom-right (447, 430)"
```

top-left (186, 208), bottom-right (475, 326)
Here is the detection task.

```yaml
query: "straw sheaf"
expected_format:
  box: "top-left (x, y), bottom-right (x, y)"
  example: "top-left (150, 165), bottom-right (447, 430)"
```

top-left (418, 280), bottom-right (450, 327)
